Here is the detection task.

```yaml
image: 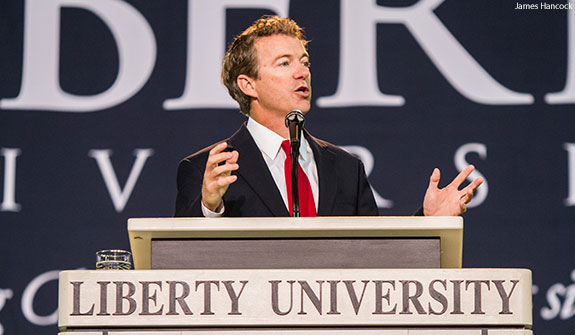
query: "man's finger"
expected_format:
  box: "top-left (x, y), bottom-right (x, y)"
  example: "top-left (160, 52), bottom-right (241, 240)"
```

top-left (450, 165), bottom-right (475, 188)
top-left (207, 150), bottom-right (235, 168)
top-left (204, 173), bottom-right (237, 194)
top-left (212, 163), bottom-right (239, 176)
top-left (206, 174), bottom-right (237, 188)
top-left (459, 188), bottom-right (473, 204)
top-left (460, 176), bottom-right (484, 194)
top-left (206, 141), bottom-right (230, 162)
top-left (228, 150), bottom-right (239, 164)
top-left (215, 175), bottom-right (237, 187)
top-left (209, 150), bottom-right (239, 176)
top-left (428, 168), bottom-right (441, 190)
top-left (208, 141), bottom-right (228, 156)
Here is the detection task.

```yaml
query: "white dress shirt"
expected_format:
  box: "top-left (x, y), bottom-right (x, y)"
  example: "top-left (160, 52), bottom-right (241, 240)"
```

top-left (202, 117), bottom-right (319, 216)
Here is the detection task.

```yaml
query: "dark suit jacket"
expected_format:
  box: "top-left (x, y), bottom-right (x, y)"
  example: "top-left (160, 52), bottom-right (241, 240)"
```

top-left (174, 124), bottom-right (378, 217)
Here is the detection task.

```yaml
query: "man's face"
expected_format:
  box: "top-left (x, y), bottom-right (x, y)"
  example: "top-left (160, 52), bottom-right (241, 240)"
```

top-left (251, 34), bottom-right (311, 118)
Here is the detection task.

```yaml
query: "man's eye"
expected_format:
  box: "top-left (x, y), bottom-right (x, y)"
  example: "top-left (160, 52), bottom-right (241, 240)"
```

top-left (302, 61), bottom-right (311, 68)
top-left (280, 61), bottom-right (289, 67)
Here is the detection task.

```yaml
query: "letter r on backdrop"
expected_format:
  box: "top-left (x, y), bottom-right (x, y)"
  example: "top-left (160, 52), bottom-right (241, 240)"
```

top-left (317, 0), bottom-right (534, 107)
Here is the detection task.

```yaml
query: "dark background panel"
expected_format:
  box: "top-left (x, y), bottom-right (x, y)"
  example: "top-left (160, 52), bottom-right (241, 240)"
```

top-left (1, 0), bottom-right (574, 334)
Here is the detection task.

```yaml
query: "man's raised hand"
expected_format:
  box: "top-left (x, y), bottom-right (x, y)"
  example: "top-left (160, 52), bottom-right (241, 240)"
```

top-left (201, 142), bottom-right (239, 212)
top-left (423, 165), bottom-right (484, 216)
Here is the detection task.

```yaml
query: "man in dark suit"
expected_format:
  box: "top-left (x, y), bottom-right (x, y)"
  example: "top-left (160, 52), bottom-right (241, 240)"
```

top-left (175, 16), bottom-right (482, 218)
top-left (175, 125), bottom-right (377, 217)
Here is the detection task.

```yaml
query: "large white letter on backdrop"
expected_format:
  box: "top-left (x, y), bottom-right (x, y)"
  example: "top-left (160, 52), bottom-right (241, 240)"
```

top-left (317, 0), bottom-right (533, 108)
top-left (565, 143), bottom-right (575, 206)
top-left (164, 0), bottom-right (289, 110)
top-left (0, 0), bottom-right (156, 112)
top-left (1, 148), bottom-right (21, 212)
top-left (545, 5), bottom-right (575, 104)
top-left (454, 143), bottom-right (488, 208)
top-left (89, 149), bottom-right (154, 212)
top-left (340, 145), bottom-right (393, 208)
top-left (21, 270), bottom-right (59, 326)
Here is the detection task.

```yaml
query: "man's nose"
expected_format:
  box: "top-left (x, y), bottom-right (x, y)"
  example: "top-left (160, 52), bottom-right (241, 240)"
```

top-left (294, 63), bottom-right (310, 79)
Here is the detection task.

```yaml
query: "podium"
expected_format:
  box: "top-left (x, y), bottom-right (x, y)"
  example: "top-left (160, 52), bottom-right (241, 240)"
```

top-left (58, 217), bottom-right (533, 334)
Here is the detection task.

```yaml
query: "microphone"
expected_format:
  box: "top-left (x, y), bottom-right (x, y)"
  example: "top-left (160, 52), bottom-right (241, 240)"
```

top-left (285, 110), bottom-right (305, 147)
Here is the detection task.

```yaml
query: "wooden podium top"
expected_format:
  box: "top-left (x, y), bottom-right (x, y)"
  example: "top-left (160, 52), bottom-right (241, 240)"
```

top-left (128, 216), bottom-right (463, 270)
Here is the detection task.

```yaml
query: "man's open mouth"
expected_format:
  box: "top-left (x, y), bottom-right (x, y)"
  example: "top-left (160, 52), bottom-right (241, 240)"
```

top-left (295, 86), bottom-right (310, 96)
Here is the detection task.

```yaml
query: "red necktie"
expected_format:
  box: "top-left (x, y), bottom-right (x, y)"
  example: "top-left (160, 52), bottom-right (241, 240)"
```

top-left (281, 140), bottom-right (317, 217)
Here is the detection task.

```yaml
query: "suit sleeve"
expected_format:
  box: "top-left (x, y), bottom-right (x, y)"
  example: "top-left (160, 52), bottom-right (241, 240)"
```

top-left (357, 160), bottom-right (379, 216)
top-left (174, 158), bottom-right (205, 217)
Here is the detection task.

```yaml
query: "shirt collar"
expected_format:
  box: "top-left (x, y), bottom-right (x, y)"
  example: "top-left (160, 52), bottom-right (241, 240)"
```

top-left (246, 117), bottom-right (311, 161)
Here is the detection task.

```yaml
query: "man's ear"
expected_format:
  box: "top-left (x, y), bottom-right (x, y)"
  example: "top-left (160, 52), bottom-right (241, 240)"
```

top-left (237, 74), bottom-right (257, 98)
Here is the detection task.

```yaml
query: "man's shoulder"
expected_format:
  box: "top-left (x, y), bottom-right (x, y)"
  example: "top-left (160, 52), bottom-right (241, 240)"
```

top-left (307, 134), bottom-right (361, 163)
top-left (180, 124), bottom-right (248, 164)
top-left (181, 142), bottom-right (220, 163)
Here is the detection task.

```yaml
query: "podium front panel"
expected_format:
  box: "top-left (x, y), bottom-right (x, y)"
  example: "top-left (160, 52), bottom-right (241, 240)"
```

top-left (151, 238), bottom-right (440, 269)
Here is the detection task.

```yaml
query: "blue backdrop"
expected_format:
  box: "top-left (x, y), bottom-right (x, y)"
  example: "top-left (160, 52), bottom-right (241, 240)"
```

top-left (1, 0), bottom-right (574, 334)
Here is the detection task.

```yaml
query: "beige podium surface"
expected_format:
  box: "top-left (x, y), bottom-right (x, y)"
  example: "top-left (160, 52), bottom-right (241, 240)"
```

top-left (59, 331), bottom-right (532, 335)
top-left (59, 269), bottom-right (532, 331)
top-left (128, 217), bottom-right (463, 270)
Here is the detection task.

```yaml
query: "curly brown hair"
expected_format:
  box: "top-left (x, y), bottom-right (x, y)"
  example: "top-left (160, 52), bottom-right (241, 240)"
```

top-left (221, 16), bottom-right (308, 116)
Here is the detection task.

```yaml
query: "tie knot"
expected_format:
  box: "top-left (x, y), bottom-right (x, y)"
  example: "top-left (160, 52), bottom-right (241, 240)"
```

top-left (281, 140), bottom-right (291, 156)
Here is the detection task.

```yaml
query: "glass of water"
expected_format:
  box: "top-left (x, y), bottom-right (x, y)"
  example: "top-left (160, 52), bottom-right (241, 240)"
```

top-left (96, 249), bottom-right (132, 270)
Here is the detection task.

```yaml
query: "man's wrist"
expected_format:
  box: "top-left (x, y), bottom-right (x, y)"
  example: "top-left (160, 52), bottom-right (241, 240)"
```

top-left (201, 200), bottom-right (224, 217)
top-left (202, 199), bottom-right (222, 212)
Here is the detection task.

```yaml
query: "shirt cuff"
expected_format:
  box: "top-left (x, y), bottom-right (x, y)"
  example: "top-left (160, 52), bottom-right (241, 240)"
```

top-left (201, 201), bottom-right (224, 217)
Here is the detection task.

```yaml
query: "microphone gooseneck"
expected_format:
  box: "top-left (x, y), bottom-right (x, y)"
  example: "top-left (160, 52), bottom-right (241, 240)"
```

top-left (285, 110), bottom-right (305, 217)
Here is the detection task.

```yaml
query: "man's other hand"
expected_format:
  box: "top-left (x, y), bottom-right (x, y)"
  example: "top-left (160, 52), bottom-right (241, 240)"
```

top-left (423, 165), bottom-right (484, 216)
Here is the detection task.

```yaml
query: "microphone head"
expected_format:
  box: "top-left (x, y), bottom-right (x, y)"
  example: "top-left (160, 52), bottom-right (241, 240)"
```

top-left (285, 110), bottom-right (305, 128)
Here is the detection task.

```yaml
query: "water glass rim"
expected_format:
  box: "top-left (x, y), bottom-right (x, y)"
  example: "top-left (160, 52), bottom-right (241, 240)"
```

top-left (96, 249), bottom-right (131, 255)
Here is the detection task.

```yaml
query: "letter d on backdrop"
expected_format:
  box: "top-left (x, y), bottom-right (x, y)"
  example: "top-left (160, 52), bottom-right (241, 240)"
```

top-left (1, 0), bottom-right (156, 112)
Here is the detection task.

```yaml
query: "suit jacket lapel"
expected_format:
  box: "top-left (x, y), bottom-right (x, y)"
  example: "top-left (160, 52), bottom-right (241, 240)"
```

top-left (305, 130), bottom-right (337, 216)
top-left (228, 124), bottom-right (290, 216)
